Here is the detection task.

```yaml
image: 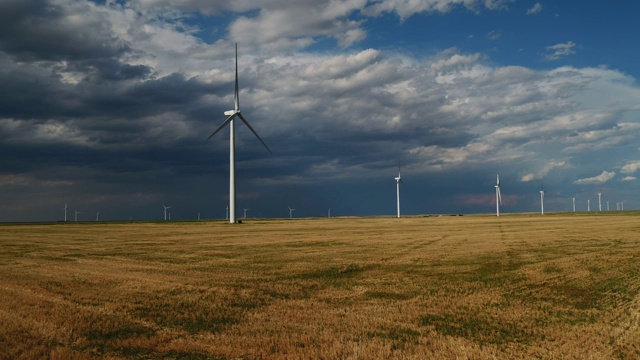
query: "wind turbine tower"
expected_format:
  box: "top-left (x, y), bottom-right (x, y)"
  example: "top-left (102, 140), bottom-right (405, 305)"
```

top-left (540, 187), bottom-right (545, 215)
top-left (163, 205), bottom-right (172, 221)
top-left (243, 208), bottom-right (249, 219)
top-left (75, 210), bottom-right (80, 222)
top-left (288, 206), bottom-right (295, 219)
top-left (607, 201), bottom-right (610, 211)
top-left (587, 199), bottom-right (590, 212)
top-left (395, 168), bottom-right (402, 218)
top-left (495, 174), bottom-right (502, 217)
top-left (96, 211), bottom-right (99, 221)
top-left (572, 197), bottom-right (576, 212)
top-left (64, 203), bottom-right (68, 222)
top-left (208, 44), bottom-right (271, 224)
top-left (598, 192), bottom-right (602, 212)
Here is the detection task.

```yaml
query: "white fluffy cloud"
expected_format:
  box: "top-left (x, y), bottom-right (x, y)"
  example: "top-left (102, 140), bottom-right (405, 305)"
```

top-left (546, 41), bottom-right (577, 60)
top-left (573, 171), bottom-right (616, 185)
top-left (526, 3), bottom-right (542, 15)
top-left (521, 161), bottom-right (567, 182)
top-left (621, 161), bottom-right (640, 174)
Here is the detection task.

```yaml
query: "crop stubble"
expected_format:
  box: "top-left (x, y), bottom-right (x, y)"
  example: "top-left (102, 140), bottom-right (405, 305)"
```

top-left (0, 214), bottom-right (638, 359)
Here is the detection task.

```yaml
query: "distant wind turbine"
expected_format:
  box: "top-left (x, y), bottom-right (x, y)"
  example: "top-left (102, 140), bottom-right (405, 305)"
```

top-left (96, 211), bottom-right (99, 221)
top-left (208, 43), bottom-right (271, 224)
top-left (598, 192), bottom-right (602, 212)
top-left (539, 187), bottom-right (545, 215)
top-left (587, 199), bottom-right (590, 212)
top-left (163, 204), bottom-right (172, 221)
top-left (75, 210), bottom-right (80, 222)
top-left (243, 208), bottom-right (249, 219)
top-left (607, 201), bottom-right (609, 211)
top-left (495, 174), bottom-right (502, 217)
top-left (572, 197), bottom-right (576, 212)
top-left (288, 206), bottom-right (295, 219)
top-left (395, 167), bottom-right (402, 218)
top-left (64, 203), bottom-right (68, 222)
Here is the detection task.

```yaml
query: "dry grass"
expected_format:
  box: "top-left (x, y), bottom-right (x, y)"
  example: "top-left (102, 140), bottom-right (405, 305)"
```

top-left (1, 213), bottom-right (639, 359)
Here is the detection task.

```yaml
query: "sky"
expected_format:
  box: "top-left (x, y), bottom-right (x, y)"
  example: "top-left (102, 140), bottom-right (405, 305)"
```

top-left (1, 0), bottom-right (640, 222)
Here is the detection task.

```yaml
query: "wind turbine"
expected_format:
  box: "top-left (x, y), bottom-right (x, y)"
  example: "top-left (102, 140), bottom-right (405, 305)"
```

top-left (587, 199), bottom-right (590, 212)
top-left (96, 211), bottom-right (100, 221)
top-left (243, 208), bottom-right (249, 219)
top-left (607, 201), bottom-right (610, 211)
top-left (208, 43), bottom-right (271, 224)
top-left (572, 197), bottom-right (576, 212)
top-left (74, 210), bottom-right (80, 222)
top-left (495, 174), bottom-right (502, 217)
top-left (539, 187), bottom-right (545, 215)
top-left (288, 206), bottom-right (295, 219)
top-left (163, 204), bottom-right (172, 221)
top-left (598, 192), bottom-right (602, 212)
top-left (64, 203), bottom-right (68, 222)
top-left (395, 167), bottom-right (402, 218)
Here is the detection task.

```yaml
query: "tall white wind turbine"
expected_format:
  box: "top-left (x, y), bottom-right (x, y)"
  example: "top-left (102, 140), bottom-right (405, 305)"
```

top-left (495, 174), bottom-right (502, 217)
top-left (288, 206), bottom-right (295, 219)
top-left (587, 199), bottom-right (590, 212)
top-left (395, 167), bottom-right (402, 218)
top-left (598, 192), bottom-right (602, 212)
top-left (572, 197), bottom-right (576, 212)
top-left (64, 203), bottom-right (68, 222)
top-left (163, 204), bottom-right (172, 221)
top-left (539, 187), bottom-right (545, 215)
top-left (208, 44), bottom-right (271, 224)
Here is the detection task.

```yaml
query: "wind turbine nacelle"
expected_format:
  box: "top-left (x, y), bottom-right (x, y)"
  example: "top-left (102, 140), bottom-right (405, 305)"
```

top-left (224, 110), bottom-right (235, 116)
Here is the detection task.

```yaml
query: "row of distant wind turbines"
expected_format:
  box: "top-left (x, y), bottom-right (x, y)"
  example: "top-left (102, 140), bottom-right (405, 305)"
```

top-left (494, 175), bottom-right (625, 217)
top-left (63, 203), bottom-right (99, 222)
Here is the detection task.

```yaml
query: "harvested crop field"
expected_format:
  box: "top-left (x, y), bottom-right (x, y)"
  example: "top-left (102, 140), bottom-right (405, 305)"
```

top-left (1, 213), bottom-right (639, 359)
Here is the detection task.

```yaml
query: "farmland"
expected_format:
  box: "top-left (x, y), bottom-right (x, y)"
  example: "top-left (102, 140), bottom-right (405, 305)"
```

top-left (0, 214), bottom-right (639, 359)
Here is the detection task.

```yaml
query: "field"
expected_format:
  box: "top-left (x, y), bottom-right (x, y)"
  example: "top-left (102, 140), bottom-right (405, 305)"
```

top-left (0, 214), bottom-right (639, 359)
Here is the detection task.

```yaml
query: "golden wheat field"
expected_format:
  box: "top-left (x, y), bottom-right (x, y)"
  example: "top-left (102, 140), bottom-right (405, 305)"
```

top-left (0, 213), bottom-right (639, 359)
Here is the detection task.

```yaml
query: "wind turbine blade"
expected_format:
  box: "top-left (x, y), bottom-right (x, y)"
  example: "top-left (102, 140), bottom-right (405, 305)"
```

top-left (207, 114), bottom-right (235, 140)
top-left (234, 43), bottom-right (239, 111)
top-left (237, 113), bottom-right (272, 154)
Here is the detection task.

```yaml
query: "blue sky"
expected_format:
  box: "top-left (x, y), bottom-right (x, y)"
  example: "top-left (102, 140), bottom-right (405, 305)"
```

top-left (1, 0), bottom-right (640, 221)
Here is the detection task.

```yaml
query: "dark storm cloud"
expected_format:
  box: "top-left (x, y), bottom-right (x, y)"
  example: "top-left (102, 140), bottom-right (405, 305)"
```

top-left (0, 0), bottom-right (126, 62)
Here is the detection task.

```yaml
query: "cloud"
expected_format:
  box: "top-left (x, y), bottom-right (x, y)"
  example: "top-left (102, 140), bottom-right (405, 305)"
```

top-left (621, 161), bottom-right (640, 174)
top-left (487, 30), bottom-right (502, 40)
top-left (621, 176), bottom-right (636, 181)
top-left (363, 0), bottom-right (513, 20)
top-left (521, 161), bottom-right (567, 182)
top-left (573, 171), bottom-right (616, 185)
top-left (526, 3), bottom-right (543, 15)
top-left (546, 41), bottom-right (577, 60)
top-left (228, 1), bottom-right (367, 49)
